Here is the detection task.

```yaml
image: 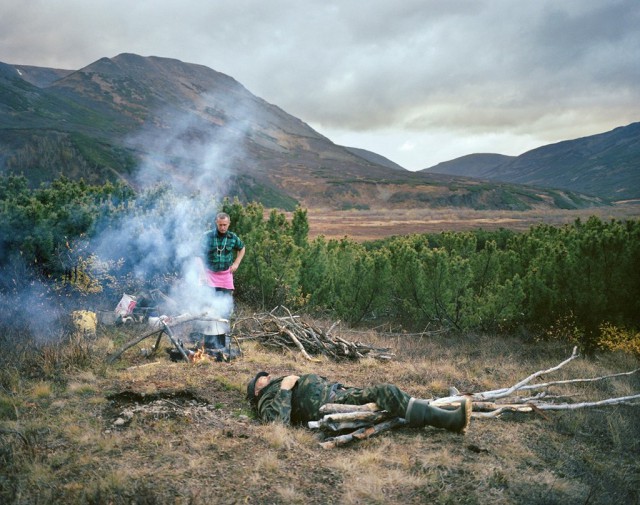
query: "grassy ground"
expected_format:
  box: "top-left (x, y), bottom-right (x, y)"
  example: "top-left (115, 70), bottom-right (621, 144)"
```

top-left (1, 312), bottom-right (638, 505)
top-left (304, 202), bottom-right (640, 241)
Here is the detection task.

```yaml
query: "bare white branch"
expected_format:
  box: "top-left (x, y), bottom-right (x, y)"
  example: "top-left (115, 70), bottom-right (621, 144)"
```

top-left (309, 348), bottom-right (639, 448)
top-left (532, 394), bottom-right (640, 411)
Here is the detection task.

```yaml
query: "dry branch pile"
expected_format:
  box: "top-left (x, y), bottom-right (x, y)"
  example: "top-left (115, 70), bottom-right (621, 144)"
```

top-left (233, 307), bottom-right (394, 362)
top-left (308, 347), bottom-right (640, 448)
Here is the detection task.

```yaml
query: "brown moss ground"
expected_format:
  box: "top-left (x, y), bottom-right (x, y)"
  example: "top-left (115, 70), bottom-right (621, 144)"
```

top-left (1, 322), bottom-right (638, 504)
top-left (304, 203), bottom-right (640, 241)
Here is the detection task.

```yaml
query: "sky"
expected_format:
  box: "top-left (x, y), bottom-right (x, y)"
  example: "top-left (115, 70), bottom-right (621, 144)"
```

top-left (1, 0), bottom-right (639, 170)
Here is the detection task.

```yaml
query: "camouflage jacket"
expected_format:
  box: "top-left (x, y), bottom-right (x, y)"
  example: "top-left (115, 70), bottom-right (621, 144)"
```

top-left (256, 374), bottom-right (339, 425)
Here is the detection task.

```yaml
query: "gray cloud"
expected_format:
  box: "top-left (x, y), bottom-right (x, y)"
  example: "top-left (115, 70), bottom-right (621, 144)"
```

top-left (1, 0), bottom-right (638, 168)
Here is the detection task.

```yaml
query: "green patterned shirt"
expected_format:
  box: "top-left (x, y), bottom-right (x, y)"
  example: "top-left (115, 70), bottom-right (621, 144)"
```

top-left (202, 229), bottom-right (245, 272)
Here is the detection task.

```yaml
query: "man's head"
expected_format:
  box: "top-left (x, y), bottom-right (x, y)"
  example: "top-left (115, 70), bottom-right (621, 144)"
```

top-left (247, 371), bottom-right (270, 405)
top-left (216, 212), bottom-right (231, 234)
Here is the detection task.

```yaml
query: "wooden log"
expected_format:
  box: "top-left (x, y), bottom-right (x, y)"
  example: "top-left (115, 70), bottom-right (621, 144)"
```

top-left (319, 418), bottom-right (408, 449)
top-left (309, 411), bottom-right (390, 431)
top-left (322, 411), bottom-right (389, 423)
top-left (526, 394), bottom-right (640, 411)
top-left (280, 326), bottom-right (321, 362)
top-left (319, 403), bottom-right (380, 414)
top-left (161, 321), bottom-right (190, 362)
top-left (311, 420), bottom-right (381, 432)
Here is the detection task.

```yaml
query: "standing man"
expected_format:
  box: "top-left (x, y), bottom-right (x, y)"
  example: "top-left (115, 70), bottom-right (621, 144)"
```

top-left (198, 212), bottom-right (245, 352)
top-left (201, 212), bottom-right (245, 293)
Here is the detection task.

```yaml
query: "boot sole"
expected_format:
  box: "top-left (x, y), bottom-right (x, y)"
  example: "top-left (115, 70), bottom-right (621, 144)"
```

top-left (456, 398), bottom-right (472, 434)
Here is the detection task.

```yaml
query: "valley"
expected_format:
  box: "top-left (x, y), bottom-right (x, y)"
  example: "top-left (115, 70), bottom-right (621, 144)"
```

top-left (304, 202), bottom-right (640, 241)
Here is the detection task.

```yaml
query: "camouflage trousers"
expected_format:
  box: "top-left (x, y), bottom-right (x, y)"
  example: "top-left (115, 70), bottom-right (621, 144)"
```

top-left (331, 384), bottom-right (411, 418)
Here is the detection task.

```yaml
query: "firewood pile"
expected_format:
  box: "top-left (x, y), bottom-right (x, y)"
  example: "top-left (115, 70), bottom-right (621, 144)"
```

top-left (233, 307), bottom-right (394, 362)
top-left (309, 403), bottom-right (408, 449)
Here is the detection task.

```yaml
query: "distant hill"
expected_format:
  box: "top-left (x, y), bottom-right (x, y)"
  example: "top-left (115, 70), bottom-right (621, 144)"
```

top-left (0, 54), bottom-right (608, 211)
top-left (424, 153), bottom-right (515, 178)
top-left (343, 146), bottom-right (407, 171)
top-left (13, 65), bottom-right (74, 87)
top-left (424, 124), bottom-right (640, 202)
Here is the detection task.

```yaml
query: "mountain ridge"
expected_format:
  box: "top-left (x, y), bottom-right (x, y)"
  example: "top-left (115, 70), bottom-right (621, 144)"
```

top-left (424, 153), bottom-right (515, 178)
top-left (424, 123), bottom-right (640, 201)
top-left (0, 53), bottom-right (615, 210)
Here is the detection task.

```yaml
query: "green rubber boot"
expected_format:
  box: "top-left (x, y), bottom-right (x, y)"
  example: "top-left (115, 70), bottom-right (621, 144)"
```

top-left (405, 398), bottom-right (472, 433)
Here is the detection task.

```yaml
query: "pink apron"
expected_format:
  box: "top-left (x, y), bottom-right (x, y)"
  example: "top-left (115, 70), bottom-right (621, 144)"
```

top-left (205, 268), bottom-right (235, 290)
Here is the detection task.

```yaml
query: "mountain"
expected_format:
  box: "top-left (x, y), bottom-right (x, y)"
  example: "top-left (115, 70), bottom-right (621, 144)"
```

top-left (424, 124), bottom-right (640, 202)
top-left (425, 153), bottom-right (515, 178)
top-left (342, 146), bottom-right (407, 171)
top-left (0, 54), bottom-right (607, 211)
top-left (13, 65), bottom-right (74, 87)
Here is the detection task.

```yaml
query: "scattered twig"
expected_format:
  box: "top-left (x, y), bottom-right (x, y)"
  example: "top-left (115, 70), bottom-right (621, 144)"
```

top-left (0, 427), bottom-right (30, 447)
top-left (125, 361), bottom-right (162, 371)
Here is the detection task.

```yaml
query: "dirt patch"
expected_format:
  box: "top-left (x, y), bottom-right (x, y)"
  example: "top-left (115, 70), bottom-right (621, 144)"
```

top-left (104, 389), bottom-right (230, 430)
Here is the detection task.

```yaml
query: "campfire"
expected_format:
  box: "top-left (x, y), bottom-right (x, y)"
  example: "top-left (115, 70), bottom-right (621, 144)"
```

top-left (106, 312), bottom-right (239, 364)
top-left (106, 305), bottom-right (388, 365)
top-left (186, 345), bottom-right (222, 363)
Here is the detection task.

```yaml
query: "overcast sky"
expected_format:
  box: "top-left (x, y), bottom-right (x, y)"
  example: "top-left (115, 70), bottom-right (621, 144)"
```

top-left (1, 0), bottom-right (639, 170)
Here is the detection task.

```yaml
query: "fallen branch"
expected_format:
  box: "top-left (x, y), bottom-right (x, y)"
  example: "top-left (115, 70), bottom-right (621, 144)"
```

top-left (473, 394), bottom-right (640, 418)
top-left (506, 368), bottom-right (640, 391)
top-left (309, 411), bottom-right (391, 432)
top-left (319, 403), bottom-right (380, 414)
top-left (106, 328), bottom-right (164, 364)
top-left (430, 347), bottom-right (640, 417)
top-left (319, 417), bottom-right (408, 449)
top-left (471, 346), bottom-right (580, 402)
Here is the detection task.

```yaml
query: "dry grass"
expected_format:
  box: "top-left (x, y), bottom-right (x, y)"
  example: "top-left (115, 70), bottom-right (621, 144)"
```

top-left (0, 320), bottom-right (638, 505)
top-left (304, 202), bottom-right (640, 241)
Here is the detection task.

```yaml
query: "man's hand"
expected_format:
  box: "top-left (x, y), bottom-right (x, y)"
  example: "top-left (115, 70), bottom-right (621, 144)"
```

top-left (231, 247), bottom-right (245, 273)
top-left (280, 375), bottom-right (299, 390)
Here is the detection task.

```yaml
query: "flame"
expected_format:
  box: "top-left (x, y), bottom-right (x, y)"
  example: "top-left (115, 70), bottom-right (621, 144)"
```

top-left (188, 345), bottom-right (213, 363)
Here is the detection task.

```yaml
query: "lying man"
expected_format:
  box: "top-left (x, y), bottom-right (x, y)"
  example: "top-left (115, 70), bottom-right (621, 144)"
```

top-left (246, 371), bottom-right (471, 433)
